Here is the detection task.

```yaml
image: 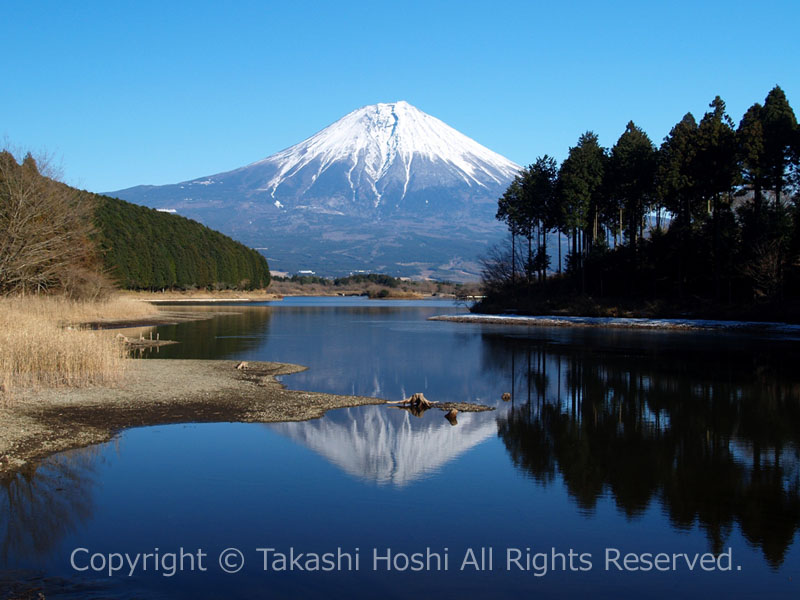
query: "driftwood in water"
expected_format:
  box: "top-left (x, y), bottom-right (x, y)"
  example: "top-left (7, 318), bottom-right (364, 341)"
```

top-left (501, 392), bottom-right (511, 402)
top-left (386, 393), bottom-right (494, 416)
top-left (386, 392), bottom-right (435, 410)
top-left (444, 408), bottom-right (458, 426)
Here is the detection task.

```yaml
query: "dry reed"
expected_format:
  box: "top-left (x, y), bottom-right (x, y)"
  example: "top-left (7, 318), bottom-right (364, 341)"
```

top-left (0, 295), bottom-right (158, 398)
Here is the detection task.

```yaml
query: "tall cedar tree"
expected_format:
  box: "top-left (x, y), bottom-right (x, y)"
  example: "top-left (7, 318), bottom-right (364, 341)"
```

top-left (520, 156), bottom-right (558, 281)
top-left (608, 121), bottom-right (657, 250)
top-left (558, 132), bottom-right (605, 273)
top-left (693, 97), bottom-right (739, 299)
top-left (738, 103), bottom-right (766, 213)
top-left (496, 176), bottom-right (524, 283)
top-left (761, 85), bottom-right (798, 206)
top-left (657, 113), bottom-right (699, 229)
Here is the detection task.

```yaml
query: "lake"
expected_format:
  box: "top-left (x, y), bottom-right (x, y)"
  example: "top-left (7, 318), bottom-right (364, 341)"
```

top-left (2, 297), bottom-right (798, 599)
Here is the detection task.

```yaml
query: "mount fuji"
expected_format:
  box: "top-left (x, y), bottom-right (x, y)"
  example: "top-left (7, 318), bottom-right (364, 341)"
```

top-left (110, 101), bottom-right (520, 280)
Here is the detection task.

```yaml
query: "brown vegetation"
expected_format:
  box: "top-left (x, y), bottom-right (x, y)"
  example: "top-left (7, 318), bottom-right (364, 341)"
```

top-left (0, 150), bottom-right (112, 299)
top-left (0, 296), bottom-right (159, 398)
top-left (120, 288), bottom-right (281, 301)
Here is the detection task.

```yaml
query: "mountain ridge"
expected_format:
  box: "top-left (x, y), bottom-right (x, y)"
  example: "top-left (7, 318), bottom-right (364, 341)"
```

top-left (110, 101), bottom-right (520, 280)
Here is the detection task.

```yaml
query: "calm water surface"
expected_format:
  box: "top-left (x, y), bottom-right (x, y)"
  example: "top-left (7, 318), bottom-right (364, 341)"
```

top-left (2, 297), bottom-right (798, 599)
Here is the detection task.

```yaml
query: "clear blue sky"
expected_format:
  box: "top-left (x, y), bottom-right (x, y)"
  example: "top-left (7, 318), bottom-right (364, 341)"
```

top-left (2, 0), bottom-right (798, 192)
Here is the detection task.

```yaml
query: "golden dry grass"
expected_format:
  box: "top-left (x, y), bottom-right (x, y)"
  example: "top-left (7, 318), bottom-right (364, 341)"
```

top-left (120, 289), bottom-right (278, 300)
top-left (6, 294), bottom-right (160, 324)
top-left (0, 295), bottom-right (157, 398)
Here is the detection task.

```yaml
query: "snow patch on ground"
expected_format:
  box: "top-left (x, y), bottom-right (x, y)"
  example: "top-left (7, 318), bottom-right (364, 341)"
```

top-left (429, 314), bottom-right (800, 335)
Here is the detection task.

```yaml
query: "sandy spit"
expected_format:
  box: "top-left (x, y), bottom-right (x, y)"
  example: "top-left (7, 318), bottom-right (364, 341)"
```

top-left (0, 359), bottom-right (385, 476)
top-left (0, 359), bottom-right (494, 477)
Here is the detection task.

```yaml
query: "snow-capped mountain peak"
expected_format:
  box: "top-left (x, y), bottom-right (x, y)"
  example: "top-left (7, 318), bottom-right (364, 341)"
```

top-left (110, 101), bottom-right (521, 279)
top-left (242, 101), bottom-right (520, 208)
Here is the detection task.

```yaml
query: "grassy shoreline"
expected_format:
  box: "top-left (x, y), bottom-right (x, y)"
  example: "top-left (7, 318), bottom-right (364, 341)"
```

top-left (0, 295), bottom-right (236, 396)
top-left (0, 296), bottom-right (160, 396)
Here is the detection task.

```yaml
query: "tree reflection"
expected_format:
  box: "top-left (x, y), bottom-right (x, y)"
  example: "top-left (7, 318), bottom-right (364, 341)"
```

top-left (0, 445), bottom-right (103, 564)
top-left (488, 331), bottom-right (800, 567)
top-left (146, 306), bottom-right (273, 359)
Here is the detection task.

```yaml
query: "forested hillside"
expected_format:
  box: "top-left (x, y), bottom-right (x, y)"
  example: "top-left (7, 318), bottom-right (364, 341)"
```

top-left (94, 195), bottom-right (271, 290)
top-left (1, 148), bottom-right (269, 295)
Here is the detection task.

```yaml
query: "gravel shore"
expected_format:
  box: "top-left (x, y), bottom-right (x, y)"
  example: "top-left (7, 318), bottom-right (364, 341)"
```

top-left (0, 359), bottom-right (386, 476)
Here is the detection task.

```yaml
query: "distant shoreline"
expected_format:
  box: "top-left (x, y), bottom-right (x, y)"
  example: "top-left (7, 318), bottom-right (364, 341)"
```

top-left (122, 290), bottom-right (460, 303)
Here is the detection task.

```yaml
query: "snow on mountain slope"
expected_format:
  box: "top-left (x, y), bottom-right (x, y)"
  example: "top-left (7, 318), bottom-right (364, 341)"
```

top-left (109, 101), bottom-right (521, 278)
top-left (240, 101), bottom-right (519, 207)
top-left (165, 100), bottom-right (520, 215)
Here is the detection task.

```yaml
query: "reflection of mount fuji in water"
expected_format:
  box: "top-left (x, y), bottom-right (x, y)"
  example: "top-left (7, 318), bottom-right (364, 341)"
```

top-left (270, 405), bottom-right (499, 486)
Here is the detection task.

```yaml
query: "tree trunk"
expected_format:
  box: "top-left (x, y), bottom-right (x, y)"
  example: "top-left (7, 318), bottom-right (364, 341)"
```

top-left (558, 230), bottom-right (562, 274)
top-left (511, 231), bottom-right (516, 284)
top-left (527, 231), bottom-right (532, 284)
top-left (542, 229), bottom-right (548, 281)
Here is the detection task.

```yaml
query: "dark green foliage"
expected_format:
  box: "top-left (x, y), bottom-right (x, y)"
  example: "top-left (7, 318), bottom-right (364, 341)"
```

top-left (762, 85), bottom-right (798, 205)
top-left (557, 133), bottom-right (606, 287)
top-left (559, 132), bottom-right (605, 245)
top-left (693, 96), bottom-right (739, 211)
top-left (608, 121), bottom-right (656, 248)
top-left (738, 103), bottom-right (766, 212)
top-left (483, 87), bottom-right (800, 320)
top-left (94, 195), bottom-right (270, 290)
top-left (657, 113), bottom-right (699, 229)
top-left (495, 156), bottom-right (560, 284)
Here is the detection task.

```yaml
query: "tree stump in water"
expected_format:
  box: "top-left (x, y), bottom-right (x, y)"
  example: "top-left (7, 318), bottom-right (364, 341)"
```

top-left (407, 393), bottom-right (433, 409)
top-left (444, 408), bottom-right (458, 426)
top-left (387, 392), bottom-right (433, 409)
top-left (386, 392), bottom-right (436, 415)
top-left (501, 392), bottom-right (511, 402)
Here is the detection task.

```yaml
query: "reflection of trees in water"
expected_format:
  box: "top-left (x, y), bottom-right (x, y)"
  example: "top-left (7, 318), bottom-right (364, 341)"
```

top-left (147, 307), bottom-right (273, 359)
top-left (0, 445), bottom-right (104, 564)
top-left (486, 332), bottom-right (800, 567)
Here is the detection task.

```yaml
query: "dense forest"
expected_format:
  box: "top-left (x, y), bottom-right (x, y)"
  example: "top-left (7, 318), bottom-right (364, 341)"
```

top-left (479, 86), bottom-right (800, 320)
top-left (95, 195), bottom-right (270, 290)
top-left (0, 150), bottom-right (270, 295)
